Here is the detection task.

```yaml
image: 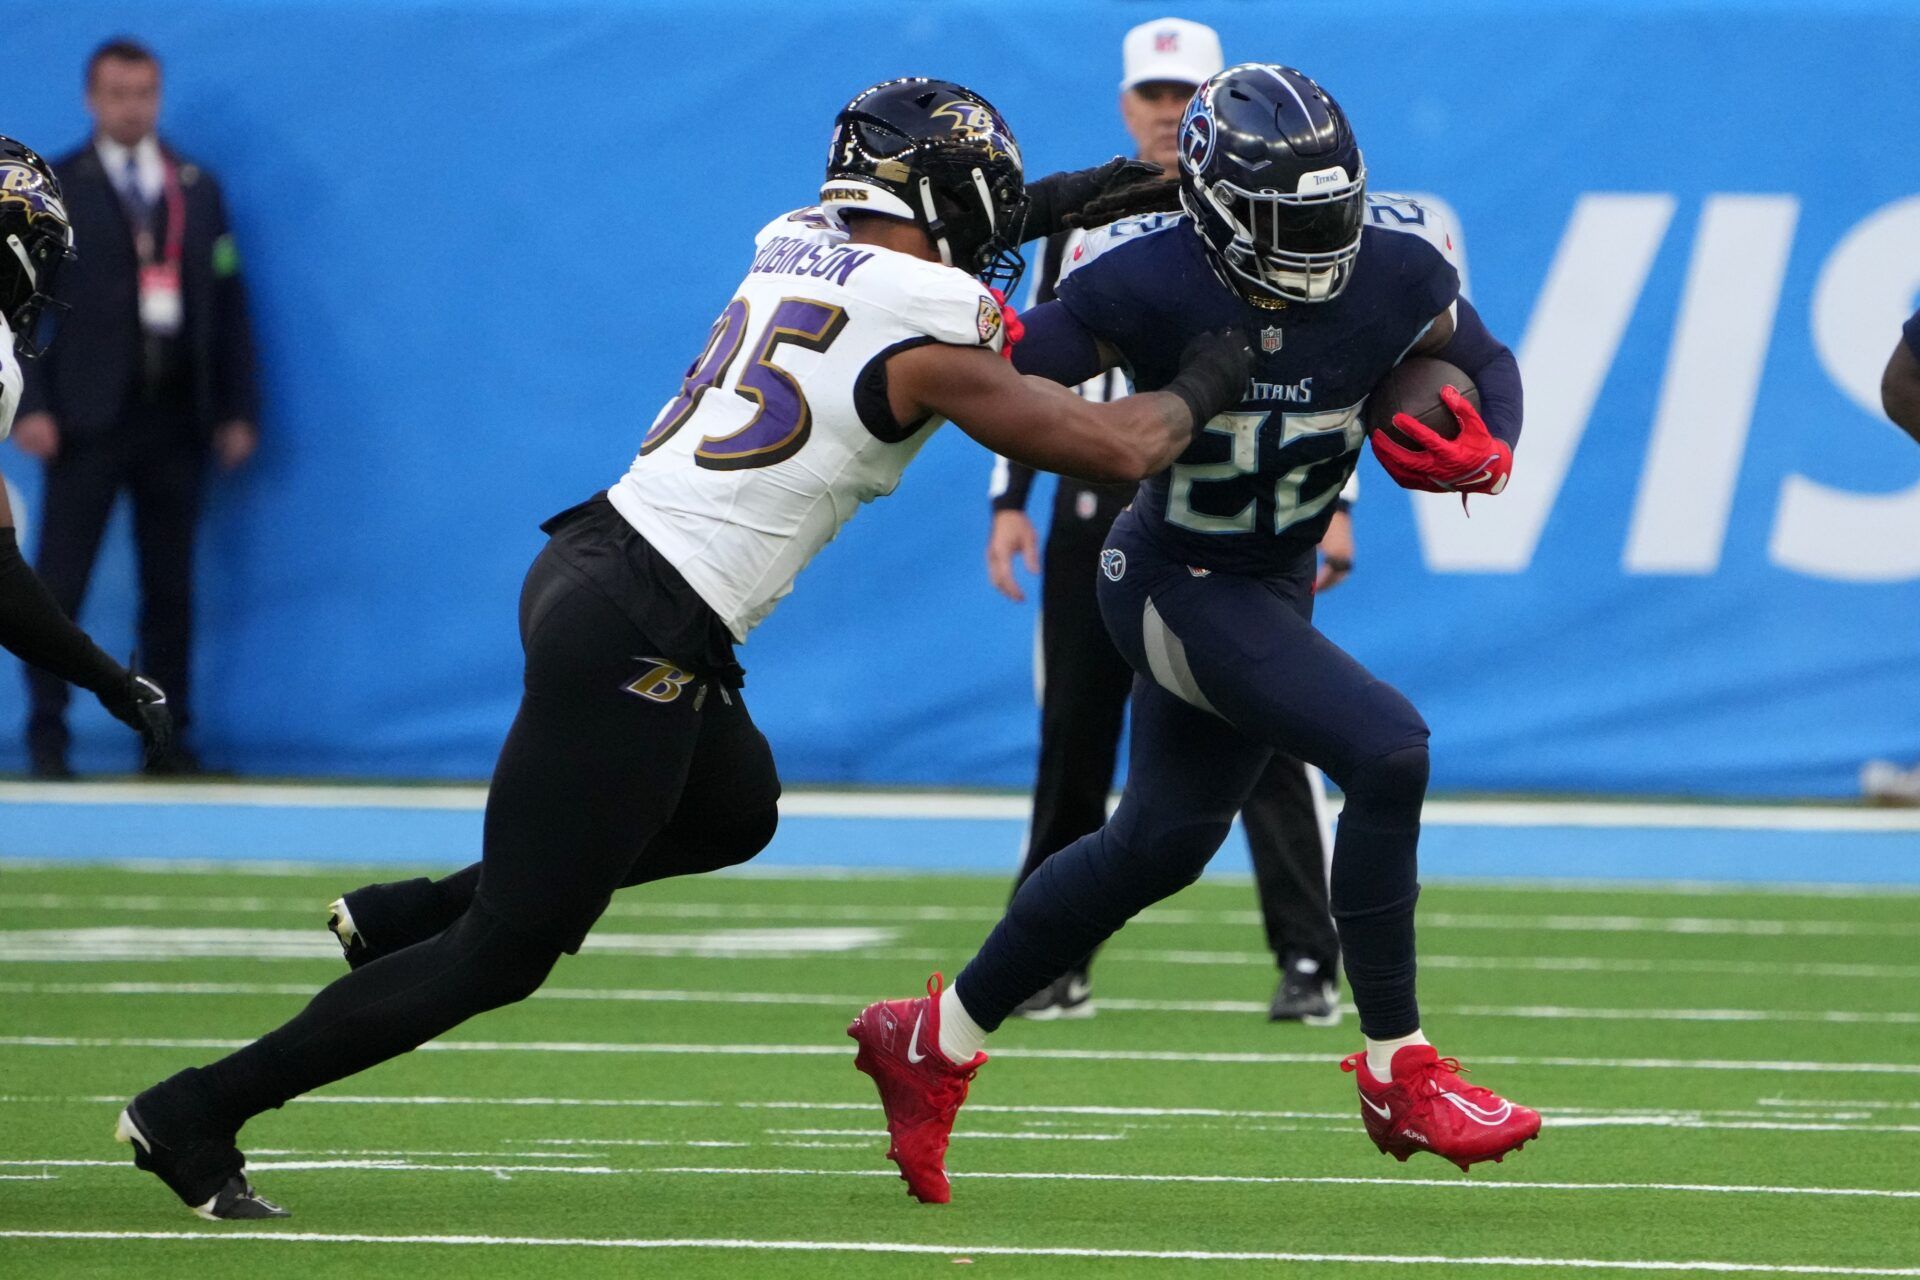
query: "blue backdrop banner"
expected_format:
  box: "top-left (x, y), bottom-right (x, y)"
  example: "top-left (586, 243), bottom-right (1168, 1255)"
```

top-left (2, 1), bottom-right (1917, 796)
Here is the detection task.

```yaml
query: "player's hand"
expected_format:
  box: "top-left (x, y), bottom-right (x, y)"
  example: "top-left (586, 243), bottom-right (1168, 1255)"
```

top-left (1029, 158), bottom-right (1175, 238)
top-left (213, 419), bottom-right (258, 471)
top-left (11, 412), bottom-right (59, 460)
top-left (95, 668), bottom-right (176, 768)
top-left (1372, 386), bottom-right (1512, 496)
top-left (1166, 328), bottom-right (1255, 428)
top-left (987, 288), bottom-right (1026, 362)
top-left (986, 509), bottom-right (1040, 603)
top-left (1314, 508), bottom-right (1354, 593)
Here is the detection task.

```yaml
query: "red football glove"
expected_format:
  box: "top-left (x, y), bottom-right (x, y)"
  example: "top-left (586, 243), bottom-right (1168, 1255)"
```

top-left (1372, 385), bottom-right (1512, 496)
top-left (988, 287), bottom-right (1026, 362)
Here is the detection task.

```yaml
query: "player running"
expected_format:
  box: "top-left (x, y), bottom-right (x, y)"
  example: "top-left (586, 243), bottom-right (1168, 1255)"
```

top-left (0, 137), bottom-right (173, 761)
top-left (112, 78), bottom-right (1256, 1220)
top-left (849, 65), bottom-right (1540, 1203)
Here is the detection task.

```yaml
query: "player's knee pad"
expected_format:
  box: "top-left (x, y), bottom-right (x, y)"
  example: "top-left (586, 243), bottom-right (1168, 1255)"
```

top-left (1341, 742), bottom-right (1430, 818)
top-left (625, 802), bottom-right (779, 886)
top-left (706, 802), bottom-right (778, 871)
top-left (438, 907), bottom-right (563, 1011)
top-left (1102, 809), bottom-right (1233, 906)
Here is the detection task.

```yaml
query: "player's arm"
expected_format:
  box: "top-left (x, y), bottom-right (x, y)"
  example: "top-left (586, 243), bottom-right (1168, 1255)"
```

top-left (0, 476), bottom-right (176, 761)
top-left (981, 301), bottom-right (1119, 602)
top-left (888, 326), bottom-right (1251, 484)
top-left (1881, 318), bottom-right (1920, 443)
top-left (1376, 297), bottom-right (1523, 496)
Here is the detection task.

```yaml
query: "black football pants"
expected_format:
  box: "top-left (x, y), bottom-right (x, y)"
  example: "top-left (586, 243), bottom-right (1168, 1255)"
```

top-left (189, 542), bottom-right (780, 1131)
top-left (1011, 510), bottom-right (1339, 975)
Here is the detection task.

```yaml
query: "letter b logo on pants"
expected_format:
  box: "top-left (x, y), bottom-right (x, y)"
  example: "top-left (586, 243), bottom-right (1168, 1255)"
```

top-left (625, 661), bottom-right (694, 704)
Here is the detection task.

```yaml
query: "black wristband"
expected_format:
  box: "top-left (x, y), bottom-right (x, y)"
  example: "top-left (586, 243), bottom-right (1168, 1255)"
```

top-left (1163, 377), bottom-right (1220, 432)
top-left (1163, 329), bottom-right (1254, 428)
top-left (0, 527), bottom-right (127, 695)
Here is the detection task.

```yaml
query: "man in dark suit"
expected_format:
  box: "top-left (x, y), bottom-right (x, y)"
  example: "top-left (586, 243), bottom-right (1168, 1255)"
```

top-left (12, 37), bottom-right (260, 777)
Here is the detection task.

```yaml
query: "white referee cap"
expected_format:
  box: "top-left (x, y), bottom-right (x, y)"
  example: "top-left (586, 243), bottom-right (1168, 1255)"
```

top-left (1120, 17), bottom-right (1225, 90)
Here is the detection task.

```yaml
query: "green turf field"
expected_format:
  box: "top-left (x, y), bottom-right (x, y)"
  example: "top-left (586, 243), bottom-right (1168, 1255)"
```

top-left (2, 860), bottom-right (1917, 1277)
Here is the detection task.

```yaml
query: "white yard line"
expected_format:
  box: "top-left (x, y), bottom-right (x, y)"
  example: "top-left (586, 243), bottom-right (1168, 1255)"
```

top-left (6, 1159), bottom-right (1920, 1203)
top-left (7, 945), bottom-right (1909, 981)
top-left (4, 1092), bottom-right (1908, 1131)
top-left (6, 979), bottom-right (1913, 1028)
top-left (4, 1035), bottom-right (1918, 1075)
top-left (8, 895), bottom-right (1916, 937)
top-left (6, 780), bottom-right (1920, 834)
top-left (2, 1229), bottom-right (1918, 1274)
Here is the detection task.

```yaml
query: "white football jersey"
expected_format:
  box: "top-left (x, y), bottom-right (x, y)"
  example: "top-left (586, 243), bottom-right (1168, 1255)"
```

top-left (608, 208), bottom-right (1006, 640)
top-left (0, 315), bottom-right (20, 443)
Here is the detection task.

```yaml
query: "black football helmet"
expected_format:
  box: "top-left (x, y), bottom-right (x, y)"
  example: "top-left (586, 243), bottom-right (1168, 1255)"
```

top-left (1176, 64), bottom-right (1367, 308)
top-left (0, 136), bottom-right (76, 357)
top-left (821, 78), bottom-right (1029, 294)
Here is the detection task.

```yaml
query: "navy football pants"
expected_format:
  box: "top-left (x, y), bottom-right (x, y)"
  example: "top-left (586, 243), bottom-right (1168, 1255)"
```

top-left (957, 512), bottom-right (1430, 1039)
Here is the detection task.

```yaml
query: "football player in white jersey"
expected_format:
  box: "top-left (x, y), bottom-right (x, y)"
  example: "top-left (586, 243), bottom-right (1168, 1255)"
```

top-left (0, 137), bottom-right (172, 758)
top-left (114, 78), bottom-right (1256, 1220)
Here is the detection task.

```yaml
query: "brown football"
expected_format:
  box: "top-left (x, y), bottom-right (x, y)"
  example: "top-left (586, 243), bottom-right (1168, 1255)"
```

top-left (1365, 356), bottom-right (1479, 450)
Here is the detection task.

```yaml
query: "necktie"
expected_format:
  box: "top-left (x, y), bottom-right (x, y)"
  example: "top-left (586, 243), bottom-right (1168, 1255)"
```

top-left (121, 152), bottom-right (151, 231)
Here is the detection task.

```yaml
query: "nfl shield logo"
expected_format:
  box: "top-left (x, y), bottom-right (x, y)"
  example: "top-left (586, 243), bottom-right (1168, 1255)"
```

top-left (1260, 326), bottom-right (1283, 354)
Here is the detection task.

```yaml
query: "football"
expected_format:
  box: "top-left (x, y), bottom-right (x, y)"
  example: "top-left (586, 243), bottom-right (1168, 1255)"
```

top-left (1365, 356), bottom-right (1479, 450)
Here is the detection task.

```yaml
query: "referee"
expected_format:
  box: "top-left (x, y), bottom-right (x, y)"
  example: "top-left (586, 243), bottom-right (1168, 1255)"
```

top-left (986, 17), bottom-right (1347, 1024)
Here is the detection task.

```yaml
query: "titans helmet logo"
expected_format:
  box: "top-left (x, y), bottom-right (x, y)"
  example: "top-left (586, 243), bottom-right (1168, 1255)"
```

top-left (1179, 98), bottom-right (1215, 173)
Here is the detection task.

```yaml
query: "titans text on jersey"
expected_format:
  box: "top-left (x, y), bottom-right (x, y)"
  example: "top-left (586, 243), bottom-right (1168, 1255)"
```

top-left (1054, 196), bottom-right (1459, 574)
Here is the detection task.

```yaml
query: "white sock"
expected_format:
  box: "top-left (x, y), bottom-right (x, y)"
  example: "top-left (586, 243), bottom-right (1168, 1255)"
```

top-left (1365, 1029), bottom-right (1430, 1081)
top-left (937, 982), bottom-right (988, 1063)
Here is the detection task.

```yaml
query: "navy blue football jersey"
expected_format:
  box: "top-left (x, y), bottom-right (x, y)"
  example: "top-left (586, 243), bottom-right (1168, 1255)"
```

top-left (1054, 197), bottom-right (1460, 574)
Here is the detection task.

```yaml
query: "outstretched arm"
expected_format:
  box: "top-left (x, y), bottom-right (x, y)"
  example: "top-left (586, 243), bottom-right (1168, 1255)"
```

top-left (889, 325), bottom-right (1251, 484)
top-left (0, 477), bottom-right (175, 762)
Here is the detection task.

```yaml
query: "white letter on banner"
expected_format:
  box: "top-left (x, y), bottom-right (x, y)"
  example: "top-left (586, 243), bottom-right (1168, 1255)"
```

top-left (1412, 194), bottom-right (1675, 572)
top-left (1625, 196), bottom-right (1800, 573)
top-left (1771, 195), bottom-right (1920, 582)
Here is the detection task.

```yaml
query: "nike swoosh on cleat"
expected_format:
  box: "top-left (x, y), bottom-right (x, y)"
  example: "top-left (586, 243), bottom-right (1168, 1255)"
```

top-left (1442, 1093), bottom-right (1514, 1125)
top-left (906, 1009), bottom-right (929, 1064)
top-left (1361, 1096), bottom-right (1392, 1120)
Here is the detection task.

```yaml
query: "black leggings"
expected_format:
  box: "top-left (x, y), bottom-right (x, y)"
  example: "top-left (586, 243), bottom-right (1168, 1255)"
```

top-left (197, 544), bottom-right (780, 1128)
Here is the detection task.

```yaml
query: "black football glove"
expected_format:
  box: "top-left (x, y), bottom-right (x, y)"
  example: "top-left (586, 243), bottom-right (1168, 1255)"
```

top-left (1026, 158), bottom-right (1176, 239)
top-left (97, 668), bottom-right (176, 768)
top-left (1164, 328), bottom-right (1256, 428)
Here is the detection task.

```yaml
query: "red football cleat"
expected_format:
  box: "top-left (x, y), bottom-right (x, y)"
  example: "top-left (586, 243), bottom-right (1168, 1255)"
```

top-left (1340, 1044), bottom-right (1541, 1172)
top-left (848, 972), bottom-right (987, 1204)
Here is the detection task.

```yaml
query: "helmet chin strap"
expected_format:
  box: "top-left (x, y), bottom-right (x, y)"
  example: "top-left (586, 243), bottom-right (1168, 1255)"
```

top-left (916, 176), bottom-right (955, 269)
top-left (5, 234), bottom-right (38, 289)
top-left (969, 167), bottom-right (996, 236)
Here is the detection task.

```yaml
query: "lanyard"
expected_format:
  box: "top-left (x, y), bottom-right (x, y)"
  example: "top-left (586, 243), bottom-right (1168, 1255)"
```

top-left (133, 155), bottom-right (186, 270)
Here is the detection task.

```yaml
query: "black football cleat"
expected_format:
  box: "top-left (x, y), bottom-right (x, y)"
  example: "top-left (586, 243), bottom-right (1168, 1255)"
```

top-left (115, 1075), bottom-right (288, 1220)
top-left (326, 895), bottom-right (372, 968)
top-left (1013, 969), bottom-right (1094, 1021)
top-left (1268, 955), bottom-right (1342, 1026)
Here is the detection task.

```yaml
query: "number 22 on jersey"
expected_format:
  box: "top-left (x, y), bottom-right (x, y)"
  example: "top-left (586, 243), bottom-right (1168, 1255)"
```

top-left (1167, 406), bottom-right (1365, 535)
top-left (642, 297), bottom-right (848, 471)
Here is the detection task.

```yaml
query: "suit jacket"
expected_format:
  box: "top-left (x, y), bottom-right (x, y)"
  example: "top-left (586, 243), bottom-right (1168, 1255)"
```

top-left (18, 139), bottom-right (259, 444)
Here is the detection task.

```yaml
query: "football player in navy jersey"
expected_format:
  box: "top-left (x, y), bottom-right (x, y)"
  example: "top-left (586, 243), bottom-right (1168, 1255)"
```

top-left (849, 65), bottom-right (1539, 1203)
